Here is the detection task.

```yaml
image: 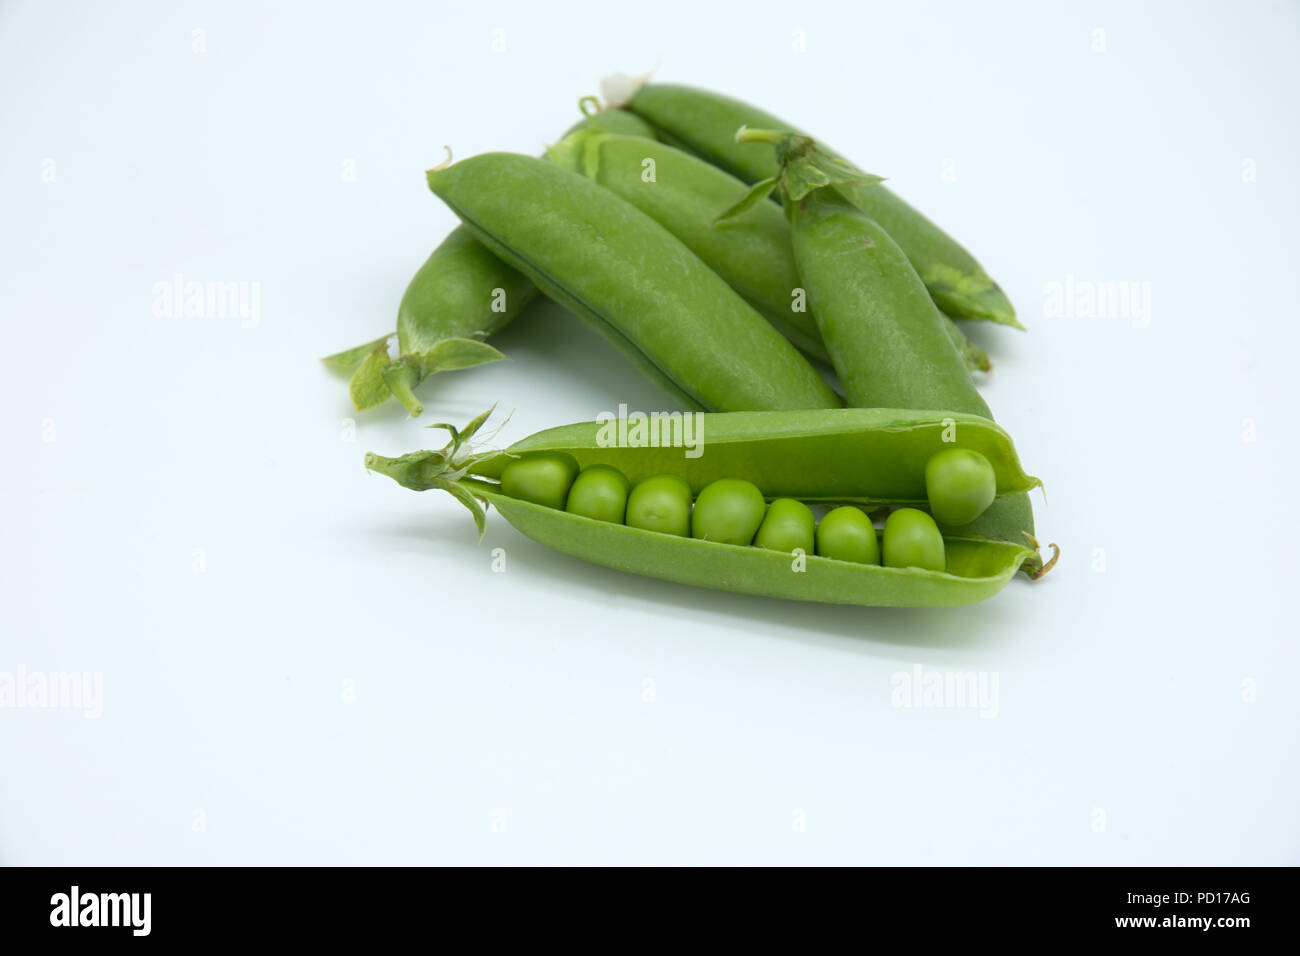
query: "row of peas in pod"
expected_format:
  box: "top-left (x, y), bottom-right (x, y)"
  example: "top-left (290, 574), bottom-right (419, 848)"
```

top-left (502, 445), bottom-right (1000, 574)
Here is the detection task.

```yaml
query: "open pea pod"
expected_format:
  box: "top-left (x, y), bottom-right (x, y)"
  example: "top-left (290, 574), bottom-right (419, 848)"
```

top-left (365, 409), bottom-right (1046, 608)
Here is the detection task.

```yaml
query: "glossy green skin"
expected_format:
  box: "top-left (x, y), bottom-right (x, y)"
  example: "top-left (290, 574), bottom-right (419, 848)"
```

top-left (565, 465), bottom-right (630, 523)
top-left (499, 452), bottom-right (579, 511)
top-left (552, 130), bottom-right (824, 360)
top-left (462, 480), bottom-right (1031, 607)
top-left (787, 195), bottom-right (1037, 565)
top-left (691, 479), bottom-right (767, 545)
top-left (754, 498), bottom-right (815, 554)
top-left (792, 196), bottom-right (990, 417)
top-left (396, 226), bottom-right (536, 356)
top-left (626, 475), bottom-right (692, 537)
top-left (550, 130), bottom-right (987, 372)
top-left (625, 83), bottom-right (1017, 326)
top-left (398, 111), bottom-right (661, 357)
top-left (926, 448), bottom-right (997, 527)
top-left (475, 408), bottom-right (1038, 507)
top-left (883, 508), bottom-right (946, 572)
top-left (426, 153), bottom-right (841, 413)
top-left (816, 506), bottom-right (879, 565)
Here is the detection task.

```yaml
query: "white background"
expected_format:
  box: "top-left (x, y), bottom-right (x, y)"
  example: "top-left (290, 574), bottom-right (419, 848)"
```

top-left (2, 0), bottom-right (1297, 865)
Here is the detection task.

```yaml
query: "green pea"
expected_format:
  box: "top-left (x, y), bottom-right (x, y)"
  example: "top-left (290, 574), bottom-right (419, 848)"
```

top-left (565, 465), bottom-right (630, 523)
top-left (815, 506), bottom-right (879, 564)
top-left (925, 447), bottom-right (997, 526)
top-left (691, 478), bottom-right (766, 545)
top-left (754, 498), bottom-right (815, 554)
top-left (626, 474), bottom-right (692, 537)
top-left (882, 508), bottom-right (945, 572)
top-left (500, 452), bottom-right (579, 510)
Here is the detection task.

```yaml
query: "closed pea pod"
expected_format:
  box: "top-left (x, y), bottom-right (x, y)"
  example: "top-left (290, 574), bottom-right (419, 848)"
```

top-left (365, 409), bottom-right (1040, 607)
top-left (321, 108), bottom-right (660, 415)
top-left (618, 81), bottom-right (1020, 328)
top-left (424, 152), bottom-right (841, 413)
top-left (547, 129), bottom-right (989, 372)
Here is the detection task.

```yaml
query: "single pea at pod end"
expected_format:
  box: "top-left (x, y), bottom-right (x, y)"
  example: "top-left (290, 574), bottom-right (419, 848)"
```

top-left (500, 451), bottom-right (580, 511)
top-left (925, 447), bottom-right (998, 527)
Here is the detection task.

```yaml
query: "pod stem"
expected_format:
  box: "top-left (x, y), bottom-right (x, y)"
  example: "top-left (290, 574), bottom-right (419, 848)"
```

top-left (426, 145), bottom-right (453, 176)
top-left (733, 126), bottom-right (788, 146)
top-left (364, 449), bottom-right (447, 491)
top-left (366, 407), bottom-right (500, 538)
top-left (382, 361), bottom-right (424, 417)
top-left (1031, 542), bottom-right (1060, 580)
top-left (1020, 534), bottom-right (1060, 580)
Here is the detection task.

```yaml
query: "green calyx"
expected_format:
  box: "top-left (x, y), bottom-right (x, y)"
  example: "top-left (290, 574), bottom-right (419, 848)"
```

top-left (365, 406), bottom-right (499, 535)
top-left (321, 334), bottom-right (392, 373)
top-left (717, 128), bottom-right (884, 222)
top-left (328, 335), bottom-right (506, 415)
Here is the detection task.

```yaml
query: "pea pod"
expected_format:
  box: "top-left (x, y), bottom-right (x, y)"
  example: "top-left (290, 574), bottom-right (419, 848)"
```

top-left (547, 129), bottom-right (990, 373)
top-left (618, 81), bottom-right (1020, 328)
top-left (425, 152), bottom-right (842, 413)
top-left (727, 130), bottom-right (1049, 574)
top-left (321, 107), bottom-right (659, 415)
top-left (364, 409), bottom-right (1040, 607)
